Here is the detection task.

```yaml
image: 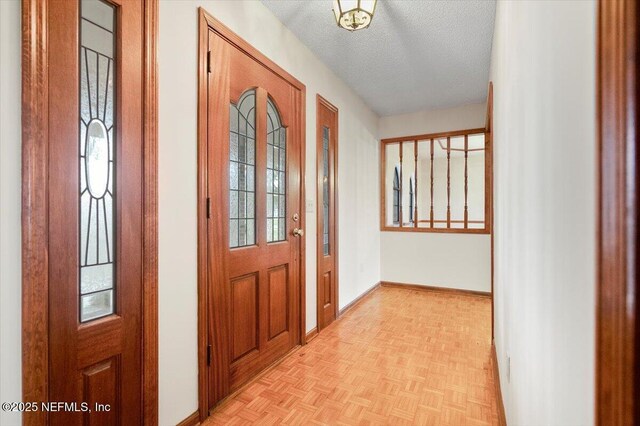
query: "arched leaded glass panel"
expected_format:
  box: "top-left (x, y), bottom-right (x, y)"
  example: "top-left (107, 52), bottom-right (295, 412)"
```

top-left (266, 97), bottom-right (286, 243)
top-left (79, 0), bottom-right (116, 322)
top-left (229, 89), bottom-right (256, 248)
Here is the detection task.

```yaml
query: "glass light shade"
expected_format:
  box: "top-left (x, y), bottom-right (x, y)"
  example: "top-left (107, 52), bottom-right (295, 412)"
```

top-left (333, 0), bottom-right (377, 31)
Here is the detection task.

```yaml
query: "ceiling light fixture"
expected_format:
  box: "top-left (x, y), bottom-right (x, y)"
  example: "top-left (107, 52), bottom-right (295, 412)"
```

top-left (333, 0), bottom-right (377, 32)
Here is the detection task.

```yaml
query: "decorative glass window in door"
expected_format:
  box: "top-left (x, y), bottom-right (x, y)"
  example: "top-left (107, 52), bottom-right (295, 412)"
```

top-left (79, 0), bottom-right (116, 322)
top-left (229, 89), bottom-right (257, 248)
top-left (266, 98), bottom-right (287, 242)
top-left (322, 126), bottom-right (330, 255)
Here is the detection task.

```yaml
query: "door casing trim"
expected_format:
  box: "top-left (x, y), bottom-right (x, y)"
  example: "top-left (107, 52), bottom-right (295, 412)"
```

top-left (20, 0), bottom-right (159, 424)
top-left (197, 7), bottom-right (307, 421)
top-left (596, 0), bottom-right (639, 423)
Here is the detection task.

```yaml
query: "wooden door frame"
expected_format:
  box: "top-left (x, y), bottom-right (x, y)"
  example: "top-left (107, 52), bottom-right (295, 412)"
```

top-left (21, 0), bottom-right (159, 424)
top-left (486, 81), bottom-right (494, 342)
top-left (315, 95), bottom-right (339, 331)
top-left (596, 0), bottom-right (639, 424)
top-left (197, 8), bottom-right (307, 421)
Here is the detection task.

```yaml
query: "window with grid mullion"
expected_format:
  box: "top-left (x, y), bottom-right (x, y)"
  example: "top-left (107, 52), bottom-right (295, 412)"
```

top-left (266, 99), bottom-right (287, 243)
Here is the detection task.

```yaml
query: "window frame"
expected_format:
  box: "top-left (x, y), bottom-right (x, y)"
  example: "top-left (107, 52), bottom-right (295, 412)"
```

top-left (379, 127), bottom-right (492, 234)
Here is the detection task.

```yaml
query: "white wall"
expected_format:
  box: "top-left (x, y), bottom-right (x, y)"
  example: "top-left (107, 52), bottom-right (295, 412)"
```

top-left (490, 1), bottom-right (596, 425)
top-left (379, 104), bottom-right (491, 293)
top-left (0, 1), bottom-right (23, 425)
top-left (158, 2), bottom-right (380, 424)
top-left (379, 104), bottom-right (486, 138)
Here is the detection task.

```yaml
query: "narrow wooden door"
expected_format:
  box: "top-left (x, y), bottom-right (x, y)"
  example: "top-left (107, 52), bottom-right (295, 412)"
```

top-left (46, 0), bottom-right (145, 423)
top-left (316, 96), bottom-right (339, 331)
top-left (205, 25), bottom-right (304, 407)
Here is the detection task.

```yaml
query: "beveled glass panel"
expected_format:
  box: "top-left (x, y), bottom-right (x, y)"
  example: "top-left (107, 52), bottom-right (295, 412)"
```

top-left (79, 0), bottom-right (115, 323)
top-left (229, 90), bottom-right (256, 248)
top-left (86, 120), bottom-right (110, 198)
top-left (81, 289), bottom-right (114, 322)
top-left (266, 98), bottom-right (287, 242)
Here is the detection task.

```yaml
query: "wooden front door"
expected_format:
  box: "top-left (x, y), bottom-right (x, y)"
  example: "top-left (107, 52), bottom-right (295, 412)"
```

top-left (204, 19), bottom-right (305, 408)
top-left (316, 96), bottom-right (339, 331)
top-left (44, 0), bottom-right (146, 424)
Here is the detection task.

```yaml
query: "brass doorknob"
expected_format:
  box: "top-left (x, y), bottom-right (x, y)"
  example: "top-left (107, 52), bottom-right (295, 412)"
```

top-left (292, 228), bottom-right (304, 237)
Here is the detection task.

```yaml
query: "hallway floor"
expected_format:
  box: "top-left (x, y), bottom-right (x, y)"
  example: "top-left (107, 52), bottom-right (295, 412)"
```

top-left (203, 286), bottom-right (500, 425)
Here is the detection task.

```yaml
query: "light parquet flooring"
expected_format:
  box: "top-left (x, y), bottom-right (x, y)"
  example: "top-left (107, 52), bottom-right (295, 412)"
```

top-left (203, 286), bottom-right (499, 425)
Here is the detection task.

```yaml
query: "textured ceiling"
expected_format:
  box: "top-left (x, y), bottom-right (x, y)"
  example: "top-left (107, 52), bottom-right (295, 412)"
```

top-left (261, 0), bottom-right (496, 116)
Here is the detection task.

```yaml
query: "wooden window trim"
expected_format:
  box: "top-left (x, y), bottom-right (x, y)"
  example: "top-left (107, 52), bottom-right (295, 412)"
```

top-left (380, 126), bottom-right (493, 235)
top-left (20, 0), bottom-right (159, 424)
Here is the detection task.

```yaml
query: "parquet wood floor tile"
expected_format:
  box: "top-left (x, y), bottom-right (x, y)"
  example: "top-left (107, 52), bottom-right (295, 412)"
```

top-left (202, 286), bottom-right (499, 425)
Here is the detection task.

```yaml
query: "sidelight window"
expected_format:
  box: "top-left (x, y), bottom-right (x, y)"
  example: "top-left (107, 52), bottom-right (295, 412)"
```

top-left (322, 126), bottom-right (330, 255)
top-left (79, 0), bottom-right (116, 322)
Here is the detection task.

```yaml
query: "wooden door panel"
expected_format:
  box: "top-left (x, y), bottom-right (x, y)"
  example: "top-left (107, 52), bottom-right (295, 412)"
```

top-left (77, 317), bottom-right (123, 368)
top-left (82, 358), bottom-right (119, 426)
top-left (268, 265), bottom-right (289, 339)
top-left (323, 272), bottom-right (332, 307)
top-left (231, 274), bottom-right (259, 361)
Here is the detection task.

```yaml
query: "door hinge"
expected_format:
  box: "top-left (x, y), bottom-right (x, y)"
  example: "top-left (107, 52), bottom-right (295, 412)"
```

top-left (206, 197), bottom-right (211, 219)
top-left (207, 344), bottom-right (212, 366)
top-left (207, 50), bottom-right (211, 73)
